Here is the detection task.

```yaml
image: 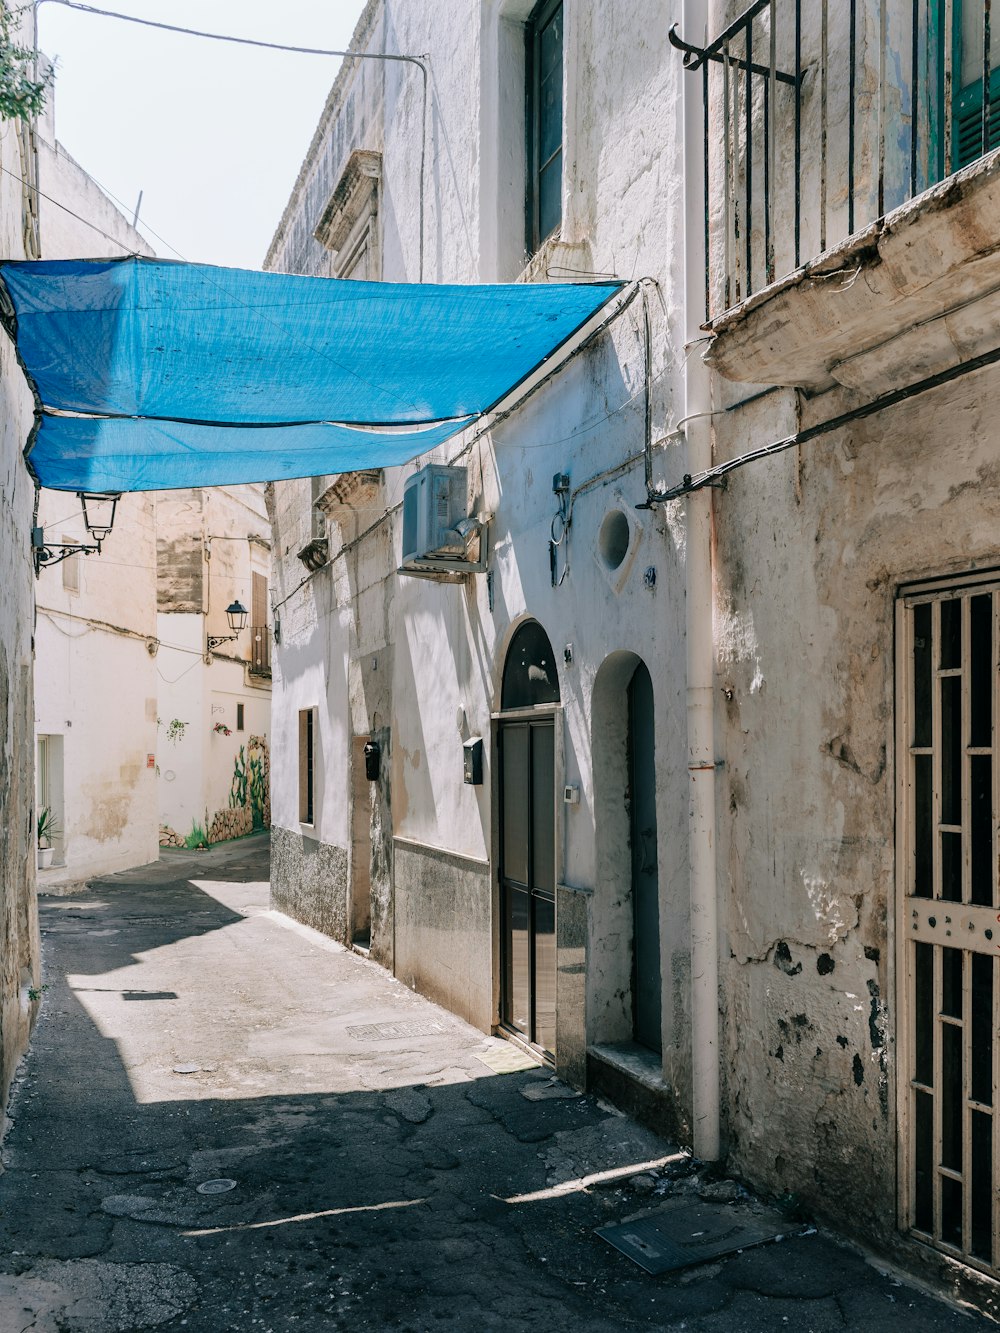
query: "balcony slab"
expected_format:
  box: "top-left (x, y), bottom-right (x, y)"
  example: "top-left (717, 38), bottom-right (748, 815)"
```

top-left (707, 148), bottom-right (1000, 396)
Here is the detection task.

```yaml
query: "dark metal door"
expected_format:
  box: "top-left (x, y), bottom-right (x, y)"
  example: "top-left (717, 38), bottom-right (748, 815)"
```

top-left (629, 661), bottom-right (661, 1053)
top-left (500, 717), bottom-right (556, 1056)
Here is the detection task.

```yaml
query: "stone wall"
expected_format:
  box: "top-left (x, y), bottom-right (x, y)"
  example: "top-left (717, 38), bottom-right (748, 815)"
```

top-left (0, 104), bottom-right (40, 1125)
top-left (392, 838), bottom-right (492, 1031)
top-left (270, 826), bottom-right (349, 943)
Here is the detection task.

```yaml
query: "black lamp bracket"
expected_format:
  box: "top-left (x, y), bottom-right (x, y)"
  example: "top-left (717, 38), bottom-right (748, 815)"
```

top-left (207, 633), bottom-right (239, 652)
top-left (32, 527), bottom-right (102, 575)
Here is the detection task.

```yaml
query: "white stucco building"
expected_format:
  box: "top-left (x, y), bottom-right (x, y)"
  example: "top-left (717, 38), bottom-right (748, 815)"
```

top-left (266, 0), bottom-right (692, 1122)
top-left (30, 104), bottom-right (159, 887)
top-left (30, 101), bottom-right (273, 885)
top-left (155, 485), bottom-right (272, 849)
top-left (263, 0), bottom-right (1000, 1307)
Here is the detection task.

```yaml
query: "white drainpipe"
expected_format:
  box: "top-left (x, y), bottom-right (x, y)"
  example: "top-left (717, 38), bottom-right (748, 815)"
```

top-left (682, 0), bottom-right (720, 1163)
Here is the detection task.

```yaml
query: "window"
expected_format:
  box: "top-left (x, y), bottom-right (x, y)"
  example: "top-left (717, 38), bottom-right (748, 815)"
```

top-left (236, 703), bottom-right (245, 732)
top-left (954, 1), bottom-right (1000, 168)
top-left (314, 149), bottom-right (381, 281)
top-left (61, 537), bottom-right (80, 593)
top-left (250, 571), bottom-right (271, 678)
top-left (526, 0), bottom-right (562, 255)
top-left (298, 708), bottom-right (315, 825)
top-left (898, 574), bottom-right (1000, 1275)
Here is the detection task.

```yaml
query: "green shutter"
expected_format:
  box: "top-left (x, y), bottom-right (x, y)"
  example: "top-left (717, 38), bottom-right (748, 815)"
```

top-left (953, 0), bottom-right (1000, 169)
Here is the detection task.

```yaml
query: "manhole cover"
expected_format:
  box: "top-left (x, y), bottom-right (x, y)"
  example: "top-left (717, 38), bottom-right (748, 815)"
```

top-left (346, 1020), bottom-right (448, 1041)
top-left (196, 1179), bottom-right (237, 1195)
top-left (172, 1063), bottom-right (200, 1074)
top-left (597, 1200), bottom-right (792, 1274)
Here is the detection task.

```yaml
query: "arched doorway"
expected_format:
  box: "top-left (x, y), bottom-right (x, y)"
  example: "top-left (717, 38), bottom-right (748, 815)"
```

top-left (591, 652), bottom-right (662, 1054)
top-left (498, 620), bottom-right (560, 1058)
top-left (628, 660), bottom-right (661, 1052)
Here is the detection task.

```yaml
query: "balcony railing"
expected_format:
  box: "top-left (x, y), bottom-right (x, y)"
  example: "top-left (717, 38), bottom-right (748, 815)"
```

top-left (672, 1), bottom-right (1000, 321)
top-left (249, 625), bottom-right (271, 678)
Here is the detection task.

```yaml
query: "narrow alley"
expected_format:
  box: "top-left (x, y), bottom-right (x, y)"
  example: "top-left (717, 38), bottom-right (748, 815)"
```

top-left (0, 837), bottom-right (984, 1331)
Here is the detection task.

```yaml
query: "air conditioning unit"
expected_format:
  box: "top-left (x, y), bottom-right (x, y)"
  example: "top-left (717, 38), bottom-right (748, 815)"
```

top-left (399, 464), bottom-right (486, 579)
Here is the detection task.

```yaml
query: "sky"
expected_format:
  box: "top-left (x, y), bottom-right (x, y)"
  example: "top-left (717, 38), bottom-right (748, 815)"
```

top-left (35, 0), bottom-right (369, 270)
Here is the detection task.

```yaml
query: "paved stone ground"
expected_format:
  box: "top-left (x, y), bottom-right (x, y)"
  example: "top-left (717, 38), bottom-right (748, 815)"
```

top-left (0, 834), bottom-right (989, 1331)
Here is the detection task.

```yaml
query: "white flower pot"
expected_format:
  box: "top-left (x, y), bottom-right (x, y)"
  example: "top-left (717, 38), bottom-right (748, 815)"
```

top-left (37, 846), bottom-right (52, 870)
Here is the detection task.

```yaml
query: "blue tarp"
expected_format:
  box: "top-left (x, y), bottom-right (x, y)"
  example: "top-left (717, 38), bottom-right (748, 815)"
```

top-left (0, 257), bottom-right (623, 492)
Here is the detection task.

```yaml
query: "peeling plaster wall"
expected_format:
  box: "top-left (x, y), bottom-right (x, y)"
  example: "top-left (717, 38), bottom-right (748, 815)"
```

top-left (31, 108), bottom-right (159, 888)
top-left (264, 0), bottom-right (693, 1104)
top-left (155, 487), bottom-right (272, 844)
top-left (713, 364), bottom-right (1000, 1241)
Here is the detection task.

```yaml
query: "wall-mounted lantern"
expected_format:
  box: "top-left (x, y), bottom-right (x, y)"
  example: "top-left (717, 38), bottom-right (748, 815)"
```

top-left (207, 599), bottom-right (248, 654)
top-left (32, 490), bottom-right (122, 574)
top-left (363, 739), bottom-right (380, 781)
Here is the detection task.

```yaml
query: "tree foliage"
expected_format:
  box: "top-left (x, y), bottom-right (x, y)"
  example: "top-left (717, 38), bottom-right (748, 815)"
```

top-left (0, 3), bottom-right (51, 121)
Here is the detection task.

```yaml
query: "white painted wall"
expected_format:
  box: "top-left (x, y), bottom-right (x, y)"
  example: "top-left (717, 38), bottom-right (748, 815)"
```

top-left (34, 493), bottom-right (159, 882)
top-left (156, 486), bottom-right (272, 842)
top-left (266, 0), bottom-right (693, 1090)
top-left (0, 99), bottom-right (43, 1115)
top-left (31, 79), bottom-right (160, 887)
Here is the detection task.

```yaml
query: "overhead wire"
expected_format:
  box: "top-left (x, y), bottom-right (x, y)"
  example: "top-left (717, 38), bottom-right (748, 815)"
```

top-left (0, 160), bottom-right (137, 253)
top-left (37, 0), bottom-right (429, 282)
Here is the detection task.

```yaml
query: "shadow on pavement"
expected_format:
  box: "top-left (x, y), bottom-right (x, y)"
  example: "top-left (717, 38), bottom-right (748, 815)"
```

top-left (0, 838), bottom-right (984, 1332)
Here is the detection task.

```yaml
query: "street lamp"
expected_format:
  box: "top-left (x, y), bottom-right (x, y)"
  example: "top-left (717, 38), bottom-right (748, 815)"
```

top-left (79, 492), bottom-right (120, 543)
top-left (207, 600), bottom-right (248, 654)
top-left (32, 491), bottom-right (122, 574)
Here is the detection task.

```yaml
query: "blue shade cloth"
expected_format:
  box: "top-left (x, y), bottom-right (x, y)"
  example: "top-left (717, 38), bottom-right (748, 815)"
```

top-left (0, 256), bottom-right (623, 491)
top-left (29, 415), bottom-right (475, 493)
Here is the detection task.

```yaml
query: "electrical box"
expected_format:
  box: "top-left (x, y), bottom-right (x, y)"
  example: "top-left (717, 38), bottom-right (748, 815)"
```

top-left (463, 736), bottom-right (483, 786)
top-left (399, 464), bottom-right (485, 578)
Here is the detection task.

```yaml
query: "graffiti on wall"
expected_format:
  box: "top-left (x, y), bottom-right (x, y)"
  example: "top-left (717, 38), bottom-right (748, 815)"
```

top-left (206, 733), bottom-right (271, 844)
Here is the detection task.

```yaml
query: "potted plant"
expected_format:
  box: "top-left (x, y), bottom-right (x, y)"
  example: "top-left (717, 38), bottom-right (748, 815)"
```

top-left (37, 806), bottom-right (59, 869)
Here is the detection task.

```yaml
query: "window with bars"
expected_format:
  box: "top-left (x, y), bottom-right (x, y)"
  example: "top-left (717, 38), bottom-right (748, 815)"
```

top-left (899, 574), bottom-right (999, 1275)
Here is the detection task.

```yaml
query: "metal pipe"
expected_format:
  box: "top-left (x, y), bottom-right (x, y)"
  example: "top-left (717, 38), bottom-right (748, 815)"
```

top-left (744, 19), bottom-right (753, 292)
top-left (849, 0), bottom-right (857, 234)
top-left (723, 41), bottom-right (734, 309)
top-left (878, 0), bottom-right (887, 218)
top-left (983, 0), bottom-right (992, 159)
top-left (910, 0), bottom-right (919, 197)
top-left (944, 0), bottom-right (954, 176)
top-left (682, 0), bottom-right (720, 1164)
top-left (766, 0), bottom-right (776, 285)
top-left (794, 0), bottom-right (802, 267)
top-left (821, 0), bottom-right (829, 252)
top-left (650, 334), bottom-right (1000, 504)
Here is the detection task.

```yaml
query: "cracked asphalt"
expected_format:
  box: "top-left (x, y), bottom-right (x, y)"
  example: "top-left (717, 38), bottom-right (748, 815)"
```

top-left (0, 834), bottom-right (989, 1331)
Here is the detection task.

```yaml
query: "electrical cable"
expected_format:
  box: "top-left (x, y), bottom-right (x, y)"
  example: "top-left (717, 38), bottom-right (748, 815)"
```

top-left (0, 160), bottom-right (137, 253)
top-left (270, 281), bottom-right (653, 613)
top-left (647, 337), bottom-right (1000, 503)
top-left (38, 1), bottom-right (423, 69)
top-left (37, 0), bottom-right (429, 282)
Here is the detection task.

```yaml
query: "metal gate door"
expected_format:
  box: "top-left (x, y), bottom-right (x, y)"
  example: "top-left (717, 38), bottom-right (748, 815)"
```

top-left (899, 574), bottom-right (1000, 1274)
top-left (499, 717), bottom-right (556, 1057)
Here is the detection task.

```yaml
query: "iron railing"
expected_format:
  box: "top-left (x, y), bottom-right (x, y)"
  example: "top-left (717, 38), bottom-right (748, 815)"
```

top-left (249, 625), bottom-right (271, 678)
top-left (672, 1), bottom-right (1000, 321)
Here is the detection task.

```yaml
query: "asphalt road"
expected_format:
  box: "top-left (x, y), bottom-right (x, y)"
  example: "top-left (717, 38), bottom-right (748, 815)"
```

top-left (0, 834), bottom-right (987, 1331)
